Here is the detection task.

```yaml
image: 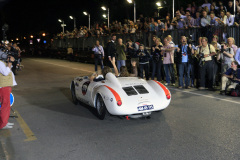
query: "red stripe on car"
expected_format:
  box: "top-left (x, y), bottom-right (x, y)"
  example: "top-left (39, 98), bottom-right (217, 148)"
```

top-left (153, 80), bottom-right (171, 99)
top-left (104, 85), bottom-right (122, 105)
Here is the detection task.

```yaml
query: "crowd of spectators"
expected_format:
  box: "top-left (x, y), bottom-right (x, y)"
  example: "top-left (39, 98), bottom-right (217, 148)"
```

top-left (57, 0), bottom-right (240, 42)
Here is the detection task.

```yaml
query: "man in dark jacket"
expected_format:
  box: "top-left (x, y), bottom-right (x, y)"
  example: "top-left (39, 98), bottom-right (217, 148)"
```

top-left (176, 36), bottom-right (194, 89)
top-left (137, 44), bottom-right (150, 80)
top-left (107, 35), bottom-right (117, 68)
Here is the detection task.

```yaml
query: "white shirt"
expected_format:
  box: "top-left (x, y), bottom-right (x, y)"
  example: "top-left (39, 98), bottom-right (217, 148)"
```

top-left (0, 61), bottom-right (17, 87)
top-left (226, 15), bottom-right (234, 26)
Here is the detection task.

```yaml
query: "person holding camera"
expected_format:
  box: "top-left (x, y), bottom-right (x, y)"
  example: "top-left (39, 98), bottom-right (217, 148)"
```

top-left (176, 36), bottom-right (194, 89)
top-left (162, 37), bottom-right (176, 86)
top-left (126, 39), bottom-right (139, 69)
top-left (196, 37), bottom-right (216, 90)
top-left (0, 56), bottom-right (17, 129)
top-left (220, 61), bottom-right (240, 94)
top-left (92, 40), bottom-right (104, 72)
top-left (137, 44), bottom-right (150, 80)
top-left (217, 42), bottom-right (234, 74)
top-left (151, 38), bottom-right (163, 82)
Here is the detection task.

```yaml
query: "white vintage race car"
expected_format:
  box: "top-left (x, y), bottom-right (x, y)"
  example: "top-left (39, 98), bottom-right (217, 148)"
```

top-left (70, 73), bottom-right (171, 120)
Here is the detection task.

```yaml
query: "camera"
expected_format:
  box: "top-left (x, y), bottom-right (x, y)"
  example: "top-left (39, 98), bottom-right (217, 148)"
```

top-left (0, 48), bottom-right (17, 62)
top-left (198, 53), bottom-right (205, 67)
top-left (187, 35), bottom-right (195, 45)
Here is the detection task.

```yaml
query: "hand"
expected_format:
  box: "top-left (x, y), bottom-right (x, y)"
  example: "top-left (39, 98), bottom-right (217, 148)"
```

top-left (229, 75), bottom-right (234, 79)
top-left (152, 47), bottom-right (155, 51)
top-left (111, 57), bottom-right (115, 64)
top-left (204, 54), bottom-right (209, 58)
top-left (177, 48), bottom-right (180, 52)
top-left (131, 61), bottom-right (136, 67)
top-left (102, 56), bottom-right (104, 60)
top-left (188, 44), bottom-right (192, 49)
top-left (9, 56), bottom-right (15, 62)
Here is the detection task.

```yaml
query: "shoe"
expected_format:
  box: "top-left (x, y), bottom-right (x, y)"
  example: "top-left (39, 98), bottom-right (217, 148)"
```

top-left (208, 88), bottom-right (216, 91)
top-left (220, 90), bottom-right (225, 95)
top-left (1, 125), bottom-right (13, 129)
top-left (172, 83), bottom-right (175, 86)
top-left (198, 87), bottom-right (205, 90)
top-left (178, 86), bottom-right (182, 89)
top-left (7, 122), bottom-right (14, 126)
top-left (186, 86), bottom-right (191, 89)
top-left (165, 83), bottom-right (169, 86)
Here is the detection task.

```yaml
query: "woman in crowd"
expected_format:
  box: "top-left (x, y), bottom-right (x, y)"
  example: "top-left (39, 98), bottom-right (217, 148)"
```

top-left (151, 38), bottom-right (163, 82)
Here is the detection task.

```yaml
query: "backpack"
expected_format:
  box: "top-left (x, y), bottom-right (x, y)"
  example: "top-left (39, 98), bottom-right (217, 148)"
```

top-left (230, 84), bottom-right (240, 97)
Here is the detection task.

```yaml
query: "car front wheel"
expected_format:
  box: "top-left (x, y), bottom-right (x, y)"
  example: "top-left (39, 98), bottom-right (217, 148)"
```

top-left (96, 95), bottom-right (107, 120)
top-left (71, 81), bottom-right (78, 105)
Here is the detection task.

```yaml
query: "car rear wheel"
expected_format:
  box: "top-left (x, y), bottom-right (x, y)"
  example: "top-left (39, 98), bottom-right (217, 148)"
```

top-left (96, 95), bottom-right (107, 120)
top-left (71, 81), bottom-right (78, 105)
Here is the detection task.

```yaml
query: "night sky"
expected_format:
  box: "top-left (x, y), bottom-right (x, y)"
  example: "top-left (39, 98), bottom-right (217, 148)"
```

top-left (0, 0), bottom-right (192, 39)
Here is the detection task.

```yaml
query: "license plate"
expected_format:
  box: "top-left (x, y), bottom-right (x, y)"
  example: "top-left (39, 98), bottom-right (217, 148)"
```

top-left (137, 105), bottom-right (154, 111)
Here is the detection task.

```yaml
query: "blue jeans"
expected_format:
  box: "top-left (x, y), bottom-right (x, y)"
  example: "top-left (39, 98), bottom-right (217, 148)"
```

top-left (151, 61), bottom-right (162, 81)
top-left (188, 63), bottom-right (194, 86)
top-left (117, 60), bottom-right (126, 71)
top-left (163, 64), bottom-right (175, 84)
top-left (178, 62), bottom-right (189, 87)
top-left (94, 54), bottom-right (104, 71)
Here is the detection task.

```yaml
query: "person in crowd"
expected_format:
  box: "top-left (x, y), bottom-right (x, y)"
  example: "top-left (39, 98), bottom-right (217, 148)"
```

top-left (217, 42), bottom-right (234, 74)
top-left (226, 12), bottom-right (235, 26)
top-left (220, 61), bottom-right (240, 94)
top-left (196, 37), bottom-right (216, 90)
top-left (10, 43), bottom-right (19, 75)
top-left (212, 35), bottom-right (221, 49)
top-left (165, 15), bottom-right (173, 30)
top-left (211, 41), bottom-right (220, 86)
top-left (119, 61), bottom-right (138, 77)
top-left (162, 37), bottom-right (176, 86)
top-left (210, 13), bottom-right (219, 26)
top-left (217, 11), bottom-right (227, 25)
top-left (226, 1), bottom-right (234, 15)
top-left (92, 40), bottom-right (104, 72)
top-left (194, 11), bottom-right (201, 27)
top-left (0, 56), bottom-right (17, 129)
top-left (90, 57), bottom-right (118, 82)
top-left (176, 36), bottom-right (193, 89)
top-left (116, 38), bottom-right (127, 71)
top-left (107, 35), bottom-right (117, 69)
top-left (186, 14), bottom-right (195, 28)
top-left (235, 48), bottom-right (240, 65)
top-left (137, 44), bottom-right (150, 80)
top-left (202, 0), bottom-right (211, 11)
top-left (201, 10), bottom-right (211, 27)
top-left (151, 38), bottom-right (163, 82)
top-left (227, 37), bottom-right (238, 54)
top-left (156, 19), bottom-right (165, 39)
top-left (126, 39), bottom-right (139, 63)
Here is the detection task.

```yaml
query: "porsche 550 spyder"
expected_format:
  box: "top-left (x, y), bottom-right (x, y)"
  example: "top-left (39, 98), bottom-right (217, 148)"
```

top-left (70, 73), bottom-right (171, 120)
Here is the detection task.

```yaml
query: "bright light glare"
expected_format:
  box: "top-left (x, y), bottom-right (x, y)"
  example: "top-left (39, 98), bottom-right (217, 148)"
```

top-left (127, 0), bottom-right (133, 3)
top-left (101, 6), bottom-right (106, 10)
top-left (69, 16), bottom-right (73, 19)
top-left (83, 12), bottom-right (87, 15)
top-left (58, 19), bottom-right (62, 23)
top-left (103, 14), bottom-right (107, 18)
top-left (156, 2), bottom-right (161, 6)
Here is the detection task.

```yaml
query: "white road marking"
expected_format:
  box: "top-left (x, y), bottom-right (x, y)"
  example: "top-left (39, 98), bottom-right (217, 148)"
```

top-left (170, 88), bottom-right (240, 105)
top-left (30, 59), bottom-right (93, 73)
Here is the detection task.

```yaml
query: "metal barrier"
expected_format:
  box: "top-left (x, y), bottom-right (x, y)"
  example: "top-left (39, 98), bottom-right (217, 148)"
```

top-left (52, 26), bottom-right (240, 50)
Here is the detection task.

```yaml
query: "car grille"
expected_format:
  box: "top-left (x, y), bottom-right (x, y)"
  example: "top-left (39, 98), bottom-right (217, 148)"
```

top-left (134, 85), bottom-right (149, 94)
top-left (122, 86), bottom-right (138, 96)
top-left (123, 85), bottom-right (149, 96)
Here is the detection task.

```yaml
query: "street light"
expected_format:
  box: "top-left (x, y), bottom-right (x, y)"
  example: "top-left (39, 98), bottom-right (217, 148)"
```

top-left (83, 12), bottom-right (90, 30)
top-left (103, 14), bottom-right (107, 18)
top-left (101, 6), bottom-right (110, 28)
top-left (127, 0), bottom-right (136, 23)
top-left (156, 2), bottom-right (163, 17)
top-left (69, 15), bottom-right (76, 29)
top-left (58, 19), bottom-right (66, 33)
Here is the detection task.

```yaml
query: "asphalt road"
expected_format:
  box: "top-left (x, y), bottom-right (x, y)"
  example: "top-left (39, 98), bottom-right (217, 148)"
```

top-left (0, 58), bottom-right (240, 160)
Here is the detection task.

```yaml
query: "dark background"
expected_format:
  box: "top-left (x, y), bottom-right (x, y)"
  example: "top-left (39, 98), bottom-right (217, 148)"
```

top-left (0, 0), bottom-right (204, 40)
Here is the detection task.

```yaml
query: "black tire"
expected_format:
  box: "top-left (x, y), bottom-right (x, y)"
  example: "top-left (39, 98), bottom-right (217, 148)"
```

top-left (96, 94), bottom-right (107, 120)
top-left (71, 81), bottom-right (78, 105)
